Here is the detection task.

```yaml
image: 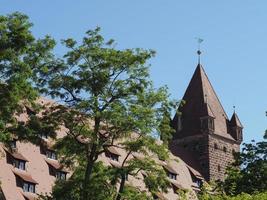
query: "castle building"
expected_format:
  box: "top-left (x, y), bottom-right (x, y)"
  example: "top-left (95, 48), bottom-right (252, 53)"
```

top-left (170, 62), bottom-right (243, 181)
top-left (0, 55), bottom-right (243, 199)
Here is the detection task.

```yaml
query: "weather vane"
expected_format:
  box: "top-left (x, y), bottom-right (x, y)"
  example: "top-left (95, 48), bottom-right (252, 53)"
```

top-left (195, 38), bottom-right (204, 64)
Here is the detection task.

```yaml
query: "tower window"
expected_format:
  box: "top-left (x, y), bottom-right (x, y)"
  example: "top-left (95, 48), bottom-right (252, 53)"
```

top-left (223, 146), bottom-right (227, 153)
top-left (208, 118), bottom-right (214, 130)
top-left (218, 165), bottom-right (221, 172)
top-left (214, 143), bottom-right (218, 149)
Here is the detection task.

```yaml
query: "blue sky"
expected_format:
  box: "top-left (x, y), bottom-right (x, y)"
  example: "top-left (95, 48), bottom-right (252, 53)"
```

top-left (1, 1), bottom-right (266, 143)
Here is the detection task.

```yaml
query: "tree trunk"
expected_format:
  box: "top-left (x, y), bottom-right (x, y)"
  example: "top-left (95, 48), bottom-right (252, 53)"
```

top-left (81, 144), bottom-right (97, 200)
top-left (116, 174), bottom-right (126, 200)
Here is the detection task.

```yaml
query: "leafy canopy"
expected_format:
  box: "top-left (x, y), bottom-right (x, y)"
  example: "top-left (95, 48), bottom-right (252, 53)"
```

top-left (35, 27), bottom-right (177, 199)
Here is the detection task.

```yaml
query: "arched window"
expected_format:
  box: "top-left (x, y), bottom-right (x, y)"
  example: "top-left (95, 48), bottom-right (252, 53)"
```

top-left (223, 146), bottom-right (227, 153)
top-left (217, 165), bottom-right (221, 172)
top-left (214, 143), bottom-right (218, 149)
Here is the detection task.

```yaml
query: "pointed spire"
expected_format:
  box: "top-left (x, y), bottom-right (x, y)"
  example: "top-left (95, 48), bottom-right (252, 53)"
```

top-left (176, 63), bottom-right (231, 139)
top-left (230, 112), bottom-right (243, 128)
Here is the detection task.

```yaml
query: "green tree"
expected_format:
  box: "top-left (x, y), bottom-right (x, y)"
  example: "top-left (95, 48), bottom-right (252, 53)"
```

top-left (0, 12), bottom-right (55, 144)
top-left (222, 138), bottom-right (267, 195)
top-left (36, 27), bottom-right (176, 199)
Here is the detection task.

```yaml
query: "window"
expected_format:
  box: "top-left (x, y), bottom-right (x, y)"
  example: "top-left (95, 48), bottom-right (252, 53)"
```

top-left (167, 172), bottom-right (177, 180)
top-left (200, 119), bottom-right (208, 129)
top-left (23, 182), bottom-right (35, 193)
top-left (110, 154), bottom-right (119, 161)
top-left (218, 165), bottom-right (221, 172)
top-left (46, 150), bottom-right (57, 160)
top-left (25, 106), bottom-right (36, 117)
top-left (40, 133), bottom-right (48, 139)
top-left (214, 143), bottom-right (218, 149)
top-left (105, 152), bottom-right (119, 161)
top-left (223, 146), bottom-right (227, 153)
top-left (208, 118), bottom-right (214, 130)
top-left (56, 171), bottom-right (67, 180)
top-left (13, 159), bottom-right (26, 170)
top-left (194, 179), bottom-right (202, 187)
top-left (10, 140), bottom-right (17, 149)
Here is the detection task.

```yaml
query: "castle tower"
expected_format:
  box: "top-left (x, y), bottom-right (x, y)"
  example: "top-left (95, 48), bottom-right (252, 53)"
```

top-left (170, 64), bottom-right (243, 181)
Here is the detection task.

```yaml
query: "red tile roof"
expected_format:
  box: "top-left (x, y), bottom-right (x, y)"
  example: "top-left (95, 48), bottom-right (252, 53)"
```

top-left (5, 149), bottom-right (29, 162)
top-left (44, 158), bottom-right (68, 173)
top-left (163, 164), bottom-right (179, 175)
top-left (107, 146), bottom-right (121, 156)
top-left (22, 192), bottom-right (38, 200)
top-left (12, 169), bottom-right (38, 184)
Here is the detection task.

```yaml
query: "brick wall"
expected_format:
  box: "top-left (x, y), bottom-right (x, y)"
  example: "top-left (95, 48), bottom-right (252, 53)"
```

top-left (208, 135), bottom-right (239, 181)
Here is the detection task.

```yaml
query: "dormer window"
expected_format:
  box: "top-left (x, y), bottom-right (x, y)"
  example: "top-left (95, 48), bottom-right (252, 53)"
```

top-left (200, 117), bottom-right (214, 132)
top-left (105, 147), bottom-right (120, 162)
top-left (10, 140), bottom-right (17, 149)
top-left (168, 172), bottom-right (177, 180)
top-left (13, 159), bottom-right (26, 170)
top-left (23, 182), bottom-right (36, 193)
top-left (40, 133), bottom-right (48, 139)
top-left (105, 152), bottom-right (119, 161)
top-left (13, 170), bottom-right (38, 194)
top-left (163, 165), bottom-right (178, 180)
top-left (25, 106), bottom-right (36, 117)
top-left (46, 150), bottom-right (57, 160)
top-left (45, 158), bottom-right (68, 180)
top-left (56, 171), bottom-right (67, 180)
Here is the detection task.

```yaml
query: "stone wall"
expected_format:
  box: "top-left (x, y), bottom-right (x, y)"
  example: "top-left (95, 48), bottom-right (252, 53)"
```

top-left (208, 135), bottom-right (240, 181)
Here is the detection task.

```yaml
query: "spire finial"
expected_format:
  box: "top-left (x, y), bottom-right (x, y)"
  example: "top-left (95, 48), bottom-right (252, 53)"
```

top-left (196, 38), bottom-right (204, 64)
top-left (233, 105), bottom-right (236, 113)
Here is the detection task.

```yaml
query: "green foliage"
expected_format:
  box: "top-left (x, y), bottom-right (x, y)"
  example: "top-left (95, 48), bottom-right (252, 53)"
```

top-left (223, 139), bottom-right (267, 195)
top-left (50, 162), bottom-right (116, 200)
top-left (35, 27), bottom-right (176, 199)
top-left (198, 192), bottom-right (267, 200)
top-left (0, 12), bottom-right (55, 143)
top-left (119, 185), bottom-right (152, 200)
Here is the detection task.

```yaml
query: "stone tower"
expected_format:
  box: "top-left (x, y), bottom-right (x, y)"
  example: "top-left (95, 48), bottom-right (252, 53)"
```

top-left (170, 64), bottom-right (243, 181)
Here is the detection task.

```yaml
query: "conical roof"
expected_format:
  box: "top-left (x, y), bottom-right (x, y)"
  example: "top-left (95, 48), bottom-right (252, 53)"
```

top-left (230, 113), bottom-right (243, 128)
top-left (173, 64), bottom-right (234, 140)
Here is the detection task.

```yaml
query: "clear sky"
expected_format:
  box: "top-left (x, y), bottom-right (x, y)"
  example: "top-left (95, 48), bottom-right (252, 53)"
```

top-left (1, 0), bottom-right (266, 143)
